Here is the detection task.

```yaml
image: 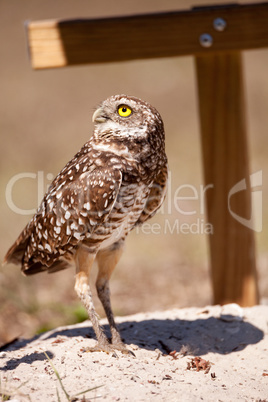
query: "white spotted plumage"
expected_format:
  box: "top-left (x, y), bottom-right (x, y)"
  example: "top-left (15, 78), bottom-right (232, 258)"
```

top-left (4, 94), bottom-right (168, 276)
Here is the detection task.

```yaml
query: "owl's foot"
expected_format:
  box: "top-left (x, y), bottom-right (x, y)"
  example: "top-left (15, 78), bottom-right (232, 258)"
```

top-left (111, 340), bottom-right (136, 357)
top-left (82, 340), bottom-right (135, 357)
top-left (82, 340), bottom-right (118, 357)
top-left (110, 330), bottom-right (136, 356)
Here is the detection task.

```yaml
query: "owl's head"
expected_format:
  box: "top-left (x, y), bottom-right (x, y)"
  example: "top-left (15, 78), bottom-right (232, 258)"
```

top-left (92, 94), bottom-right (164, 142)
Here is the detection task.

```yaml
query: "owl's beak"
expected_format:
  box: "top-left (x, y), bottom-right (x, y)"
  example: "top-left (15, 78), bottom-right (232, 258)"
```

top-left (92, 107), bottom-right (107, 124)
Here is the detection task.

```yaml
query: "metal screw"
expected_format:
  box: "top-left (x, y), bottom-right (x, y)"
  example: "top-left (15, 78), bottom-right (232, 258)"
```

top-left (199, 33), bottom-right (213, 48)
top-left (213, 18), bottom-right (227, 32)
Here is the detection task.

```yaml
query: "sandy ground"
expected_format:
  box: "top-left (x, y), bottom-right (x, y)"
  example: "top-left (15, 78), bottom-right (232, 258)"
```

top-left (0, 304), bottom-right (267, 402)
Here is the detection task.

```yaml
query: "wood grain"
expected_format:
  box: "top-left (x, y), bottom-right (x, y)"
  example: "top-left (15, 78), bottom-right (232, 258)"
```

top-left (26, 2), bottom-right (268, 69)
top-left (195, 52), bottom-right (259, 306)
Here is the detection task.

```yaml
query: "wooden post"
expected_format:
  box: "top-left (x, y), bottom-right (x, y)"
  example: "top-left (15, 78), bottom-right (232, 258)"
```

top-left (195, 52), bottom-right (259, 306)
top-left (26, 3), bottom-right (268, 69)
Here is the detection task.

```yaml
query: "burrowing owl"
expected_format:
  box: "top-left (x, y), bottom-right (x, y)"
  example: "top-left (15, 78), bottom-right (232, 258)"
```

top-left (4, 94), bottom-right (168, 354)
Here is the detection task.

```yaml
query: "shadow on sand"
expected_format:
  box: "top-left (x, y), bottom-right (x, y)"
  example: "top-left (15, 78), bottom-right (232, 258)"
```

top-left (1, 314), bottom-right (264, 371)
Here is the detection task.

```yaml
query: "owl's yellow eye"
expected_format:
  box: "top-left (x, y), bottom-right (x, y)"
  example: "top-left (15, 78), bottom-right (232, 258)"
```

top-left (118, 105), bottom-right (132, 117)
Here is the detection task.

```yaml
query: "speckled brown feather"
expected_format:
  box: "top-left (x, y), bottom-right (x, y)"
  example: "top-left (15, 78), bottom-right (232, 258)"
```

top-left (4, 94), bottom-right (168, 276)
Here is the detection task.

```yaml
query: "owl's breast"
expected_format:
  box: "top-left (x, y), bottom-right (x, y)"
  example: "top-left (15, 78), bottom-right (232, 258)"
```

top-left (89, 181), bottom-right (150, 251)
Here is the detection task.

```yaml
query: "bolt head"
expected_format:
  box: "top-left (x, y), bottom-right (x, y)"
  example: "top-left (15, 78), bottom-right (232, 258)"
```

top-left (199, 33), bottom-right (213, 48)
top-left (213, 18), bottom-right (227, 32)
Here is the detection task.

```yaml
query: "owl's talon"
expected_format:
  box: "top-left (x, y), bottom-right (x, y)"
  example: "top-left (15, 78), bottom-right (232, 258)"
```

top-left (111, 341), bottom-right (136, 357)
top-left (82, 341), bottom-right (134, 357)
top-left (82, 342), bottom-right (118, 357)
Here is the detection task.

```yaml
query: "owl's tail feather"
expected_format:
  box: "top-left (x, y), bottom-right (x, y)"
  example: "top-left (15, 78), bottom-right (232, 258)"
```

top-left (3, 230), bottom-right (71, 275)
top-left (22, 259), bottom-right (70, 276)
top-left (3, 236), bottom-right (29, 266)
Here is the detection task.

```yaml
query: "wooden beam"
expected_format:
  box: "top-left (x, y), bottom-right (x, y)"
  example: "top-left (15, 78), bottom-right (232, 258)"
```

top-left (26, 2), bottom-right (268, 69)
top-left (195, 52), bottom-right (259, 306)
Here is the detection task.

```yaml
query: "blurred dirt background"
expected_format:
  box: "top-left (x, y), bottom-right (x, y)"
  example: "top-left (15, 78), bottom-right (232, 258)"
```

top-left (0, 0), bottom-right (268, 346)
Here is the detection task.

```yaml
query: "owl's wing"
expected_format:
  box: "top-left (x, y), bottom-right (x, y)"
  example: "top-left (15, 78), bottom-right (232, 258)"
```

top-left (4, 166), bottom-right (122, 273)
top-left (47, 166), bottom-right (123, 245)
top-left (136, 161), bottom-right (168, 225)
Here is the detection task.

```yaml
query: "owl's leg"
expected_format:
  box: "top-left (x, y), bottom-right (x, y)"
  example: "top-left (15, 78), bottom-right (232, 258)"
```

top-left (74, 246), bottom-right (112, 354)
top-left (96, 241), bottom-right (132, 354)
